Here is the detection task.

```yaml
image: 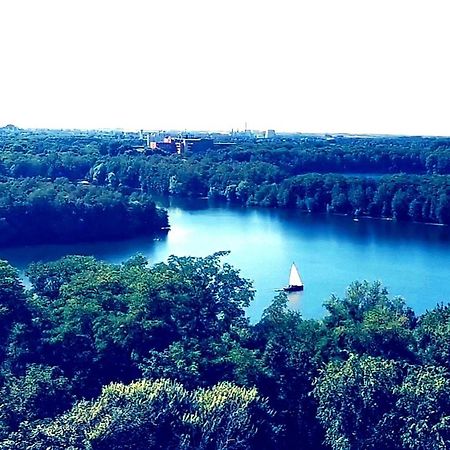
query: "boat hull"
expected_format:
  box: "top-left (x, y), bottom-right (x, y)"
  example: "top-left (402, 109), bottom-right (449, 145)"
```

top-left (283, 285), bottom-right (304, 292)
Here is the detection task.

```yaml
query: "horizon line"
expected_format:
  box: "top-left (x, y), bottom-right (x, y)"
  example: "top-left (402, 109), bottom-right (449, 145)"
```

top-left (2, 124), bottom-right (450, 139)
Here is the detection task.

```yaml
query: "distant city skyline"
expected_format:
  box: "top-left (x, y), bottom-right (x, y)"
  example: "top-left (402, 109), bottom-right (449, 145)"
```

top-left (1, 0), bottom-right (449, 136)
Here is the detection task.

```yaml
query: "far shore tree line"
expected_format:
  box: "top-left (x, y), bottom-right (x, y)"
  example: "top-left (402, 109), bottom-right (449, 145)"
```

top-left (2, 128), bottom-right (449, 228)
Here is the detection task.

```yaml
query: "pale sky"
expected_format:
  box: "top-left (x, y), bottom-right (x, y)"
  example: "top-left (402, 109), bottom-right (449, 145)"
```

top-left (1, 0), bottom-right (449, 135)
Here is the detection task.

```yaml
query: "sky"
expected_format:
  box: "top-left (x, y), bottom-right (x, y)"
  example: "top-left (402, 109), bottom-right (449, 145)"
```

top-left (0, 0), bottom-right (449, 135)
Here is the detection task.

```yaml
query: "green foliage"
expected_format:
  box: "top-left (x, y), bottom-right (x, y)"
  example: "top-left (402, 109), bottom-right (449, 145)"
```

top-left (254, 294), bottom-right (327, 449)
top-left (0, 364), bottom-right (73, 438)
top-left (3, 128), bottom-right (450, 223)
top-left (415, 305), bottom-right (450, 368)
top-left (313, 354), bottom-right (403, 450)
top-left (0, 261), bottom-right (28, 360)
top-left (139, 253), bottom-right (255, 386)
top-left (0, 379), bottom-right (277, 450)
top-left (0, 178), bottom-right (168, 245)
top-left (24, 253), bottom-right (254, 395)
top-left (0, 261), bottom-right (27, 325)
top-left (395, 365), bottom-right (450, 449)
top-left (188, 381), bottom-right (277, 450)
top-left (314, 356), bottom-right (450, 450)
top-left (0, 242), bottom-right (448, 448)
top-left (324, 281), bottom-right (416, 360)
top-left (26, 256), bottom-right (100, 300)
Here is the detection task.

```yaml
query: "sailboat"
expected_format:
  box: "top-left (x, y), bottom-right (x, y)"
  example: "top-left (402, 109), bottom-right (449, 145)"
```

top-left (283, 262), bottom-right (304, 292)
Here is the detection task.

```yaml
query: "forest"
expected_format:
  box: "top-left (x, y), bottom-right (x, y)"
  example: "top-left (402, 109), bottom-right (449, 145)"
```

top-left (1, 127), bottom-right (449, 229)
top-left (0, 178), bottom-right (168, 246)
top-left (0, 253), bottom-right (449, 449)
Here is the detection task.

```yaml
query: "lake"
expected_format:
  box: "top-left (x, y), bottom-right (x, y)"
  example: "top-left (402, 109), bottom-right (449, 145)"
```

top-left (1, 197), bottom-right (449, 321)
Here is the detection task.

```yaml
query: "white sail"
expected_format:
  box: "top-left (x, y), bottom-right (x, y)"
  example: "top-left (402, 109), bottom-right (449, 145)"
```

top-left (289, 263), bottom-right (303, 287)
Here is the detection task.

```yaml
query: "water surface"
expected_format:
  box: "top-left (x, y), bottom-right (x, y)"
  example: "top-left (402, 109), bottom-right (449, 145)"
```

top-left (1, 198), bottom-right (449, 321)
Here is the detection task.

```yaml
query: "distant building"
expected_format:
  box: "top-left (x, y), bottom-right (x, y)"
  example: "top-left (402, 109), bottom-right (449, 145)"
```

top-left (265, 129), bottom-right (276, 139)
top-left (181, 138), bottom-right (214, 153)
top-left (147, 136), bottom-right (214, 154)
top-left (149, 137), bottom-right (177, 152)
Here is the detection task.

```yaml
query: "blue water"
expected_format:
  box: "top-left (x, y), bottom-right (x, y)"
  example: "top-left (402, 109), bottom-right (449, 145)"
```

top-left (0, 198), bottom-right (449, 321)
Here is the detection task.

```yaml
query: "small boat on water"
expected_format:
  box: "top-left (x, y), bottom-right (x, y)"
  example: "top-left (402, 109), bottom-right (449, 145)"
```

top-left (283, 262), bottom-right (304, 292)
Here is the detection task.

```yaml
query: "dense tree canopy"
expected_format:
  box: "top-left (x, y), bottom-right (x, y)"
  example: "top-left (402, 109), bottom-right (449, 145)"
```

top-left (0, 178), bottom-right (168, 245)
top-left (0, 253), bottom-right (446, 448)
top-left (1, 128), bottom-right (450, 225)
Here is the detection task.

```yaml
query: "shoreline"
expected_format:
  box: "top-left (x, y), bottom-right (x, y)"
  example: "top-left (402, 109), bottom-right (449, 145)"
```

top-left (159, 194), bottom-right (449, 228)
